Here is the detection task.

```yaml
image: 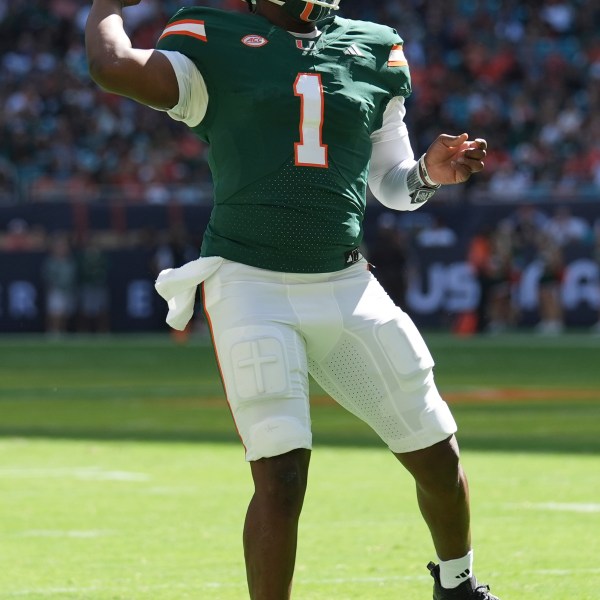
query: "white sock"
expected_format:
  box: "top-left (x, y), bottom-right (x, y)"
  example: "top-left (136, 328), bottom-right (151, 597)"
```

top-left (439, 550), bottom-right (474, 589)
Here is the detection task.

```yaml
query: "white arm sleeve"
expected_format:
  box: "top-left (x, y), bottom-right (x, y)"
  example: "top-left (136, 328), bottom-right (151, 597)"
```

top-left (153, 50), bottom-right (208, 128)
top-left (368, 97), bottom-right (421, 211)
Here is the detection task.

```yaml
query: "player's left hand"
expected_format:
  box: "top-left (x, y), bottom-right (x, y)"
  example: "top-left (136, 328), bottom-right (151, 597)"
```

top-left (424, 134), bottom-right (487, 185)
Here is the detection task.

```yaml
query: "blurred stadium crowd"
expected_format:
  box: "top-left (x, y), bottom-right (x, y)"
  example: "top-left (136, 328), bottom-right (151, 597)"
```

top-left (1, 0), bottom-right (599, 335)
top-left (1, 0), bottom-right (599, 204)
top-left (3, 199), bottom-right (599, 335)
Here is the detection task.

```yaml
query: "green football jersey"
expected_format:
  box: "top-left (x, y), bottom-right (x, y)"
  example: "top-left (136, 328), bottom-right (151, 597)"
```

top-left (157, 7), bottom-right (411, 273)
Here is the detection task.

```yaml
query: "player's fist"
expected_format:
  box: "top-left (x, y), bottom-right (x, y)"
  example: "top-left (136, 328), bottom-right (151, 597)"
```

top-left (424, 134), bottom-right (487, 185)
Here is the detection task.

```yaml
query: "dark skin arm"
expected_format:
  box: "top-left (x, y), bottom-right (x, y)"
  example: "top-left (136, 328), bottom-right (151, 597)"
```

top-left (85, 0), bottom-right (179, 109)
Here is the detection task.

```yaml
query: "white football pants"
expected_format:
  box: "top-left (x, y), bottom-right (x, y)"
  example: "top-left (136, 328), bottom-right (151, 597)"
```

top-left (203, 259), bottom-right (456, 461)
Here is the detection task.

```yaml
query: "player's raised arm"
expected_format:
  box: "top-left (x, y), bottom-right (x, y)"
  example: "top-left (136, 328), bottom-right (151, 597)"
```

top-left (85, 0), bottom-right (179, 109)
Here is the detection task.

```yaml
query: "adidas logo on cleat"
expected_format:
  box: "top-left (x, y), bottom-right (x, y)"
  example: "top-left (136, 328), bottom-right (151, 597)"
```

top-left (428, 562), bottom-right (501, 600)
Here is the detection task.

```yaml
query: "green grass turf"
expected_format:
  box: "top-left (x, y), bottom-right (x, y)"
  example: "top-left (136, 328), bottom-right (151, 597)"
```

top-left (1, 333), bottom-right (599, 599)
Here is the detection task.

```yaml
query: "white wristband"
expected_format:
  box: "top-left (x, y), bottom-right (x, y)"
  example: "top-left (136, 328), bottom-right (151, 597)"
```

top-left (406, 157), bottom-right (441, 207)
top-left (419, 154), bottom-right (441, 188)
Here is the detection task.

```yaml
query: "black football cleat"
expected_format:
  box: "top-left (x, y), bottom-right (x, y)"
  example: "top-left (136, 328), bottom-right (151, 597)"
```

top-left (428, 562), bottom-right (500, 599)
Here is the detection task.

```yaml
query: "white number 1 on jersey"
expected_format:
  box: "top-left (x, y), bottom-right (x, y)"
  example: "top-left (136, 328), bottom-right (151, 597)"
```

top-left (294, 73), bottom-right (329, 168)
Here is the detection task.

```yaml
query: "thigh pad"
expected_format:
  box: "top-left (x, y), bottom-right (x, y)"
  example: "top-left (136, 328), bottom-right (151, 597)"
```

top-left (217, 326), bottom-right (292, 403)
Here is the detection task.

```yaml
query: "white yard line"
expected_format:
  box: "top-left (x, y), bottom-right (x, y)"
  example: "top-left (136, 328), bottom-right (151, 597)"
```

top-left (12, 529), bottom-right (114, 538)
top-left (7, 569), bottom-right (600, 596)
top-left (508, 502), bottom-right (600, 513)
top-left (0, 467), bottom-right (150, 482)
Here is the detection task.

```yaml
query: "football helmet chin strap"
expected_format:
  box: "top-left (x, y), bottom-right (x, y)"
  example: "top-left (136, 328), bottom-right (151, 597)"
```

top-left (244, 0), bottom-right (340, 22)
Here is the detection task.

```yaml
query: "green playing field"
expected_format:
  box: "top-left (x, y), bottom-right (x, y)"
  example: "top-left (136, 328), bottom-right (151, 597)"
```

top-left (1, 333), bottom-right (599, 599)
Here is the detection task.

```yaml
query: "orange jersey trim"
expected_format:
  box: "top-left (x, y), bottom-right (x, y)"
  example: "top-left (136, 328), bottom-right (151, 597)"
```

top-left (159, 19), bottom-right (207, 43)
top-left (388, 44), bottom-right (408, 67)
top-left (201, 282), bottom-right (247, 453)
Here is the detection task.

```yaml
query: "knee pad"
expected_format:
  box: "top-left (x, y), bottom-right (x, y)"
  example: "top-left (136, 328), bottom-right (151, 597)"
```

top-left (385, 374), bottom-right (457, 454)
top-left (246, 416), bottom-right (312, 462)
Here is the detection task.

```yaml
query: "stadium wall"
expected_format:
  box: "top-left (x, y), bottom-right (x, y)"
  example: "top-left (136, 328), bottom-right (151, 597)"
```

top-left (0, 201), bottom-right (599, 333)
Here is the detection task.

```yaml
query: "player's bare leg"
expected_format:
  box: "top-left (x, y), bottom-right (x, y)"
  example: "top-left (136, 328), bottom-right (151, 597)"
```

top-left (394, 435), bottom-right (471, 560)
top-left (244, 448), bottom-right (311, 600)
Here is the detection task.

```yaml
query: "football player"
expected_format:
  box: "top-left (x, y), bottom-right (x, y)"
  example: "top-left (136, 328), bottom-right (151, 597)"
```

top-left (86, 1), bottom-right (498, 598)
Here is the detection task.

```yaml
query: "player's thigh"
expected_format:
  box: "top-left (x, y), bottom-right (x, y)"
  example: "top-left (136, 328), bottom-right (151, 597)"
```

top-left (307, 268), bottom-right (456, 453)
top-left (203, 264), bottom-right (312, 462)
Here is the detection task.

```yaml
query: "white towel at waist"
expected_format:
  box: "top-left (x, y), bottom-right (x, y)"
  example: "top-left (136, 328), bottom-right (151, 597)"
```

top-left (154, 256), bottom-right (223, 330)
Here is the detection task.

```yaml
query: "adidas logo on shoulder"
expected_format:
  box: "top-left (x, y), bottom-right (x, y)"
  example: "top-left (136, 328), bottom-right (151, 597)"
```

top-left (344, 43), bottom-right (364, 57)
